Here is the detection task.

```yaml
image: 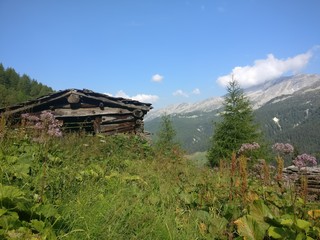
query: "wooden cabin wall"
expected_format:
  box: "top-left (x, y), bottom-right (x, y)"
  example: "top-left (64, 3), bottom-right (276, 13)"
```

top-left (0, 90), bottom-right (151, 135)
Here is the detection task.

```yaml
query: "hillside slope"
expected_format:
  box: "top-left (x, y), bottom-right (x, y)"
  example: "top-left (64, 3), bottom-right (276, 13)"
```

top-left (145, 74), bottom-right (320, 155)
top-left (0, 63), bottom-right (54, 107)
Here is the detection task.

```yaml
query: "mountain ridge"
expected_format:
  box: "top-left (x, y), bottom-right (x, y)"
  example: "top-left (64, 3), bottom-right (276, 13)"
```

top-left (145, 74), bottom-right (320, 155)
top-left (145, 74), bottom-right (320, 121)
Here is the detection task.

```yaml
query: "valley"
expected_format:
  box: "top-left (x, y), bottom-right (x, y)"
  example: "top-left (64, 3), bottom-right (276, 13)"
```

top-left (145, 74), bottom-right (320, 157)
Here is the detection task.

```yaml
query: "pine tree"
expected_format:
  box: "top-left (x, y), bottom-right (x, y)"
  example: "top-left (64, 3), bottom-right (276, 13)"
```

top-left (0, 63), bottom-right (54, 108)
top-left (155, 114), bottom-right (179, 155)
top-left (207, 79), bottom-right (260, 166)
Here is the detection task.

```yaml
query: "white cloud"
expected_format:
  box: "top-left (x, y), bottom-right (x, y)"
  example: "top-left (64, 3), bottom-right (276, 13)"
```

top-left (114, 90), bottom-right (158, 103)
top-left (132, 94), bottom-right (159, 103)
top-left (192, 88), bottom-right (200, 95)
top-left (115, 90), bottom-right (130, 98)
top-left (173, 89), bottom-right (189, 97)
top-left (152, 74), bottom-right (164, 82)
top-left (217, 50), bottom-right (313, 88)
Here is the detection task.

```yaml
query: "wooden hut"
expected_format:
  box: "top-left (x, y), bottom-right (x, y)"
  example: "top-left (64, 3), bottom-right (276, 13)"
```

top-left (0, 89), bottom-right (152, 135)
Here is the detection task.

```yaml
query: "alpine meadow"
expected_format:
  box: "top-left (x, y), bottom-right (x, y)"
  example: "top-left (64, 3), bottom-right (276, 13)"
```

top-left (0, 65), bottom-right (320, 239)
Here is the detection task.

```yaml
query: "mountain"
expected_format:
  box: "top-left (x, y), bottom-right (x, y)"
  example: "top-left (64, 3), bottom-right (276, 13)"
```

top-left (145, 74), bottom-right (320, 156)
top-left (144, 97), bottom-right (224, 121)
top-left (246, 74), bottom-right (320, 109)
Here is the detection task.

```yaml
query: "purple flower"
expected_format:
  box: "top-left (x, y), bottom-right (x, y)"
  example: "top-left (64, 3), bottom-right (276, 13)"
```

top-left (48, 128), bottom-right (63, 137)
top-left (292, 154), bottom-right (317, 168)
top-left (34, 122), bottom-right (44, 130)
top-left (21, 113), bottom-right (29, 119)
top-left (21, 113), bottom-right (40, 122)
top-left (21, 110), bottom-right (63, 138)
top-left (40, 111), bottom-right (55, 122)
top-left (238, 142), bottom-right (260, 154)
top-left (272, 143), bottom-right (294, 155)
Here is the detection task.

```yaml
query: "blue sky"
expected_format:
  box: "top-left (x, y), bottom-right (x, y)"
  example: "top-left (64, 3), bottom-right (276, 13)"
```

top-left (1, 0), bottom-right (319, 109)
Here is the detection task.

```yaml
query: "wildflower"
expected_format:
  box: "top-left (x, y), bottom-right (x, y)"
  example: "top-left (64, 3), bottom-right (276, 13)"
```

top-left (35, 122), bottom-right (44, 130)
top-left (292, 153), bottom-right (317, 168)
top-left (238, 142), bottom-right (260, 155)
top-left (20, 110), bottom-right (63, 138)
top-left (48, 127), bottom-right (63, 137)
top-left (21, 113), bottom-right (40, 122)
top-left (272, 143), bottom-right (294, 155)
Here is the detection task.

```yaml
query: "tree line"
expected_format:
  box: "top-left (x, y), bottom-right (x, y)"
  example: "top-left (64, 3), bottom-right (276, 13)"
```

top-left (156, 79), bottom-right (267, 167)
top-left (0, 63), bottom-right (54, 108)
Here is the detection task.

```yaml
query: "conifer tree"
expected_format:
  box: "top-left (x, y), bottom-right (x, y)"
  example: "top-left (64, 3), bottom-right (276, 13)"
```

top-left (0, 63), bottom-right (53, 108)
top-left (207, 79), bottom-right (260, 166)
top-left (155, 114), bottom-right (179, 155)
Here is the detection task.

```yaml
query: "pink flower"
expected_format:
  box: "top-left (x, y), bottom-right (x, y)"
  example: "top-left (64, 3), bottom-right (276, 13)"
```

top-left (272, 143), bottom-right (294, 155)
top-left (293, 154), bottom-right (317, 168)
top-left (21, 110), bottom-right (63, 138)
top-left (238, 142), bottom-right (260, 154)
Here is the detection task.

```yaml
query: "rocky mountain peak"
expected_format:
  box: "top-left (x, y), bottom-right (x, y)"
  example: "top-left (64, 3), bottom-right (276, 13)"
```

top-left (145, 74), bottom-right (320, 121)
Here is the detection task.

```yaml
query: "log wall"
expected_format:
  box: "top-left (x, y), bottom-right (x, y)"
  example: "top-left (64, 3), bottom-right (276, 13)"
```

top-left (283, 166), bottom-right (320, 199)
top-left (0, 89), bottom-right (152, 135)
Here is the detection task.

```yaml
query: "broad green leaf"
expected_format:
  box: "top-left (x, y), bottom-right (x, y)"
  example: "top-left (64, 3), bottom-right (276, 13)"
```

top-left (280, 218), bottom-right (293, 227)
top-left (0, 211), bottom-right (19, 229)
top-left (234, 215), bottom-right (265, 240)
top-left (296, 219), bottom-right (311, 231)
top-left (268, 226), bottom-right (286, 239)
top-left (264, 217), bottom-right (282, 227)
top-left (295, 232), bottom-right (305, 240)
top-left (0, 209), bottom-right (7, 217)
top-left (0, 184), bottom-right (24, 200)
top-left (34, 204), bottom-right (59, 219)
top-left (209, 216), bottom-right (228, 235)
top-left (249, 199), bottom-right (273, 223)
top-left (30, 219), bottom-right (45, 232)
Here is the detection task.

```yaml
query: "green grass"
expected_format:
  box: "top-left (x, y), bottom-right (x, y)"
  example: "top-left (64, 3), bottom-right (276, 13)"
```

top-left (0, 125), bottom-right (319, 239)
top-left (185, 151), bottom-right (209, 167)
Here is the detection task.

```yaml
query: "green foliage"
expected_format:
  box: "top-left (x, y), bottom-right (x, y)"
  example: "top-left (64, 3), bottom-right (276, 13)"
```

top-left (233, 177), bottom-right (320, 240)
top-left (0, 184), bottom-right (65, 239)
top-left (154, 114), bottom-right (181, 158)
top-left (0, 63), bottom-right (54, 108)
top-left (0, 122), bottom-right (319, 239)
top-left (145, 110), bottom-right (216, 153)
top-left (207, 80), bottom-right (261, 166)
top-left (255, 89), bottom-right (320, 158)
top-left (235, 196), bottom-right (320, 240)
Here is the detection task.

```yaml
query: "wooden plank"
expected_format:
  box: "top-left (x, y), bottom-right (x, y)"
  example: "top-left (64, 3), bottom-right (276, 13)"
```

top-left (101, 126), bottom-right (135, 135)
top-left (100, 122), bottom-right (135, 131)
top-left (101, 116), bottom-right (135, 124)
top-left (2, 91), bottom-right (72, 115)
top-left (55, 115), bottom-right (134, 123)
top-left (59, 117), bottom-right (136, 130)
top-left (77, 90), bottom-right (152, 108)
top-left (54, 107), bottom-right (132, 117)
top-left (78, 93), bottom-right (151, 111)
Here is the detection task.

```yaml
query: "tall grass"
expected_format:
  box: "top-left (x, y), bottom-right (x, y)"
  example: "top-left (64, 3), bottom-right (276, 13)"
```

top-left (0, 123), bottom-right (319, 239)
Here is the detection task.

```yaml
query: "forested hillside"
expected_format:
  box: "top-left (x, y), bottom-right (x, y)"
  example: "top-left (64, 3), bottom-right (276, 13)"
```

top-left (255, 88), bottom-right (320, 157)
top-left (0, 64), bottom-right (54, 108)
top-left (146, 75), bottom-right (320, 157)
